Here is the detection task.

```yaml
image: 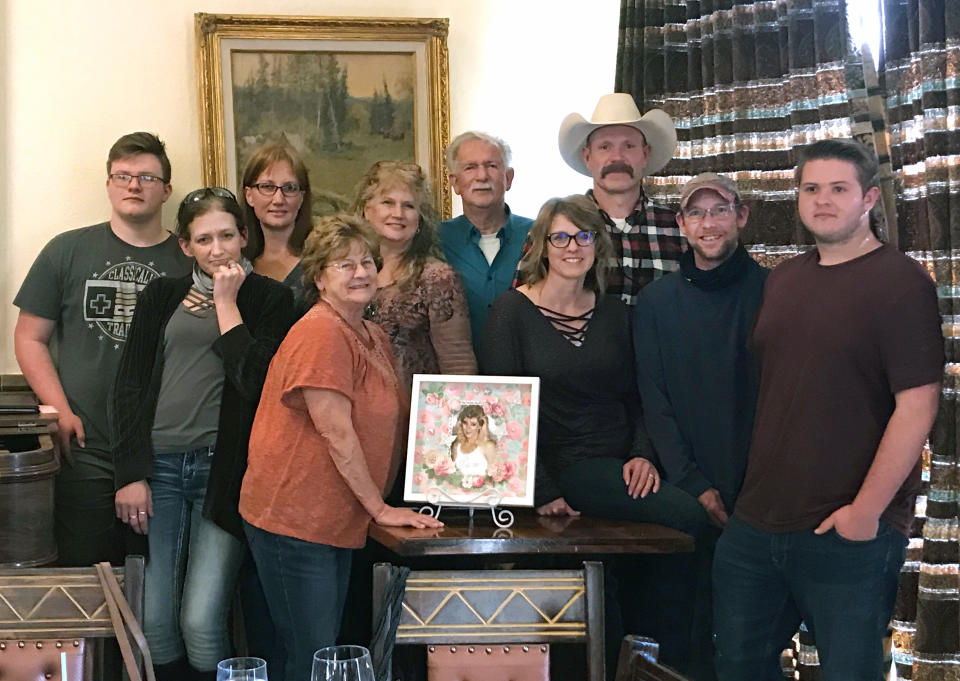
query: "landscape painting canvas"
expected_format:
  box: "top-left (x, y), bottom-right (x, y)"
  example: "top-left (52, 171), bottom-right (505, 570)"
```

top-left (404, 375), bottom-right (540, 508)
top-left (196, 14), bottom-right (451, 216)
top-left (230, 50), bottom-right (416, 210)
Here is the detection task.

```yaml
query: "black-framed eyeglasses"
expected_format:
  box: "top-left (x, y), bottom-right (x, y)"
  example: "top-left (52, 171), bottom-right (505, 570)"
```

top-left (682, 204), bottom-right (737, 221)
top-left (109, 173), bottom-right (167, 186)
top-left (183, 187), bottom-right (236, 203)
top-left (249, 182), bottom-right (302, 198)
top-left (546, 230), bottom-right (598, 248)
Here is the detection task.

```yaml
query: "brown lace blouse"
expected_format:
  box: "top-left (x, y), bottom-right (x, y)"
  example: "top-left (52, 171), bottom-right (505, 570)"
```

top-left (369, 258), bottom-right (477, 392)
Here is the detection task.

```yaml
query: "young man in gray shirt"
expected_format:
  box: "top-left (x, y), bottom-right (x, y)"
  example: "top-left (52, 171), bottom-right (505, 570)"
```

top-left (14, 132), bottom-right (191, 565)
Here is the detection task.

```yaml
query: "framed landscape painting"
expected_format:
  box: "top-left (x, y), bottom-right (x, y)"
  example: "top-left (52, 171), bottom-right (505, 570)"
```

top-left (195, 13), bottom-right (451, 217)
top-left (404, 375), bottom-right (540, 508)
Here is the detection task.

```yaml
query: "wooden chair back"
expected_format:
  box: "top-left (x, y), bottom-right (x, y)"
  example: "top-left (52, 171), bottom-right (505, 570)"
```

top-left (373, 560), bottom-right (605, 681)
top-left (0, 556), bottom-right (145, 681)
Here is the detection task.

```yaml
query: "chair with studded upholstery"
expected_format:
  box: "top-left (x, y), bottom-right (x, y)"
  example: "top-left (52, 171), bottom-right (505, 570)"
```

top-left (0, 556), bottom-right (145, 681)
top-left (372, 561), bottom-right (604, 681)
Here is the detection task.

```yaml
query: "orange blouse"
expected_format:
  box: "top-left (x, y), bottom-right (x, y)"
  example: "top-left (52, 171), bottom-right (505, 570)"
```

top-left (240, 301), bottom-right (400, 548)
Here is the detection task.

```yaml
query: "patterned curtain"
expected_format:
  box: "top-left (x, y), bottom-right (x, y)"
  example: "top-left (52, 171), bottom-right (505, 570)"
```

top-left (881, 1), bottom-right (960, 678)
top-left (617, 1), bottom-right (960, 680)
top-left (614, 0), bottom-right (862, 264)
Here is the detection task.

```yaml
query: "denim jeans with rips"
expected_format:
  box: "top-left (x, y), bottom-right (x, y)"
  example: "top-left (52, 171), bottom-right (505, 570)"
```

top-left (712, 515), bottom-right (906, 681)
top-left (145, 448), bottom-right (244, 669)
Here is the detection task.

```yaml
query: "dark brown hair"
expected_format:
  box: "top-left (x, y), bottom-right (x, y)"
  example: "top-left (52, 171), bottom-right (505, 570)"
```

top-left (795, 139), bottom-right (879, 193)
top-left (107, 132), bottom-right (171, 182)
top-left (240, 143), bottom-right (313, 260)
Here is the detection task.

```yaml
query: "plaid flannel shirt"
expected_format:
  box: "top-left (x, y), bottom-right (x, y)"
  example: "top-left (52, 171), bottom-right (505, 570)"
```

top-left (513, 189), bottom-right (685, 306)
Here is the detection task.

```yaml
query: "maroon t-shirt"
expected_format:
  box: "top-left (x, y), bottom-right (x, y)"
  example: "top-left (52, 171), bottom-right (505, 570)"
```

top-left (734, 245), bottom-right (944, 536)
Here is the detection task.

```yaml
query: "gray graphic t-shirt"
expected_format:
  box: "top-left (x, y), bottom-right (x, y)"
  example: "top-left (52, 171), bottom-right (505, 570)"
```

top-left (14, 222), bottom-right (192, 453)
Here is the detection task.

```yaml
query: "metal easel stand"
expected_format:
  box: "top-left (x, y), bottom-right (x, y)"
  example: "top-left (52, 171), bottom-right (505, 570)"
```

top-left (417, 486), bottom-right (515, 529)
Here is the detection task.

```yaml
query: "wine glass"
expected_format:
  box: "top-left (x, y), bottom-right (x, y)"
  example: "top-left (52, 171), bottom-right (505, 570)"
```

top-left (310, 645), bottom-right (375, 681)
top-left (216, 656), bottom-right (268, 681)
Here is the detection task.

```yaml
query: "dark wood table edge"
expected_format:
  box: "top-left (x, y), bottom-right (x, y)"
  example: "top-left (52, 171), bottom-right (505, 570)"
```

top-left (367, 520), bottom-right (694, 557)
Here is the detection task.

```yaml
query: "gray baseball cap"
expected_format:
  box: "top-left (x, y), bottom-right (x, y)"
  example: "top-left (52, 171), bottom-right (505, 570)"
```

top-left (679, 173), bottom-right (740, 210)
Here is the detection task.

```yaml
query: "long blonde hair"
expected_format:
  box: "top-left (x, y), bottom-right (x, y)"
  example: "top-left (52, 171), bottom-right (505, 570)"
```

top-left (352, 161), bottom-right (443, 290)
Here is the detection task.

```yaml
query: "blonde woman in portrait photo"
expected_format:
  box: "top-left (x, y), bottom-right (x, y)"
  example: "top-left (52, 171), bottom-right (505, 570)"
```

top-left (449, 404), bottom-right (498, 478)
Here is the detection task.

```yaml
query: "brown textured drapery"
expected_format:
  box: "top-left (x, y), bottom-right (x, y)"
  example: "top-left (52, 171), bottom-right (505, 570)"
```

top-left (617, 2), bottom-right (960, 680)
top-left (882, 2), bottom-right (960, 678)
top-left (615, 0), bottom-right (863, 258)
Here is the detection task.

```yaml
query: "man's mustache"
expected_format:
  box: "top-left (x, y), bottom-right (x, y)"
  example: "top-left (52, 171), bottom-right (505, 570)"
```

top-left (601, 162), bottom-right (634, 178)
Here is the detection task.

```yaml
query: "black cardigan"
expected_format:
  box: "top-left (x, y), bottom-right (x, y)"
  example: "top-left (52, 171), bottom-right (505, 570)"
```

top-left (111, 272), bottom-right (294, 539)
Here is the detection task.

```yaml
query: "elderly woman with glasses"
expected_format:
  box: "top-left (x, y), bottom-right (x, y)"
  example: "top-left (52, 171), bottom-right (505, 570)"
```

top-left (481, 195), bottom-right (708, 667)
top-left (240, 214), bottom-right (443, 681)
top-left (112, 187), bottom-right (294, 680)
top-left (240, 142), bottom-right (313, 309)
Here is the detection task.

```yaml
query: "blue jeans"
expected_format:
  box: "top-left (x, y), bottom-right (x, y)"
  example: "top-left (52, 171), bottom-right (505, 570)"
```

top-left (713, 515), bottom-right (907, 681)
top-left (145, 448), bottom-right (244, 669)
top-left (244, 520), bottom-right (353, 681)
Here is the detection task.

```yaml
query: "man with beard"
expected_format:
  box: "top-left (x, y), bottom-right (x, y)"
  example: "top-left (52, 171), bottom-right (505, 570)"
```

top-left (514, 93), bottom-right (682, 306)
top-left (633, 173), bottom-right (768, 679)
top-left (440, 131), bottom-right (532, 351)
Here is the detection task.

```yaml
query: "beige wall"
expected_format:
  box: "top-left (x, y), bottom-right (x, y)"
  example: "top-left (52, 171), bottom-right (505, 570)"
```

top-left (2, 0), bottom-right (619, 372)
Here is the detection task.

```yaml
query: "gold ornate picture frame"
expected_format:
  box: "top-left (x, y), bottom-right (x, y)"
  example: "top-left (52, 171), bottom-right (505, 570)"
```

top-left (195, 13), bottom-right (451, 217)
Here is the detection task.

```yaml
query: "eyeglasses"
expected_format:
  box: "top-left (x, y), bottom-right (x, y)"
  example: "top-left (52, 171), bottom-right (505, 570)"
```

top-left (546, 230), bottom-right (598, 248)
top-left (183, 187), bottom-right (236, 203)
top-left (109, 173), bottom-right (167, 186)
top-left (250, 182), bottom-right (302, 197)
top-left (325, 258), bottom-right (379, 274)
top-left (682, 204), bottom-right (738, 221)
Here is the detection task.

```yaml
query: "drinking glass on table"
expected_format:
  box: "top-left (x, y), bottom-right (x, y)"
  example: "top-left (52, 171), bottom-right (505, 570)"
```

top-left (216, 656), bottom-right (268, 681)
top-left (311, 645), bottom-right (375, 681)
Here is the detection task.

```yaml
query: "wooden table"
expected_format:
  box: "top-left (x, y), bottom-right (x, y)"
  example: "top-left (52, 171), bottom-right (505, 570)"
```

top-left (368, 509), bottom-right (693, 557)
top-left (368, 511), bottom-right (693, 681)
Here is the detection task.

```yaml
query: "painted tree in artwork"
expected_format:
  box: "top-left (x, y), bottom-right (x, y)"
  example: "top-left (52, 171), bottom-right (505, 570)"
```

top-left (315, 54), bottom-right (350, 150)
top-left (369, 78), bottom-right (395, 136)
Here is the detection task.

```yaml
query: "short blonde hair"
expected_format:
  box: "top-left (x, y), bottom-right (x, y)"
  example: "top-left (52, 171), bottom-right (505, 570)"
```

top-left (352, 161), bottom-right (443, 290)
top-left (517, 195), bottom-right (612, 294)
top-left (300, 214), bottom-right (381, 308)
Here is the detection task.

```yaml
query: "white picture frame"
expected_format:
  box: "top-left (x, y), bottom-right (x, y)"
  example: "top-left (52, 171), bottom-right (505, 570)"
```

top-left (404, 374), bottom-right (540, 507)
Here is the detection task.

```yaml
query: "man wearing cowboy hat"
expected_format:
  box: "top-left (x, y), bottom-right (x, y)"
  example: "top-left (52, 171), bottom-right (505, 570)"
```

top-left (552, 92), bottom-right (683, 306)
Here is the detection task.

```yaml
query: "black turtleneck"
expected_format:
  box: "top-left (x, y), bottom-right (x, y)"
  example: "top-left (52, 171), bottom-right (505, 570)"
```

top-left (633, 243), bottom-right (769, 511)
top-left (678, 243), bottom-right (752, 291)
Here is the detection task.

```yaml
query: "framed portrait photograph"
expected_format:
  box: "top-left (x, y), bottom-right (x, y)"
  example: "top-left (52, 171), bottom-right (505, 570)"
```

top-left (404, 375), bottom-right (540, 508)
top-left (195, 13), bottom-right (451, 217)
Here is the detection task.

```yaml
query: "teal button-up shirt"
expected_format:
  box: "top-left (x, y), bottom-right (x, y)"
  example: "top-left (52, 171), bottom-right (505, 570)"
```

top-left (439, 207), bottom-right (533, 351)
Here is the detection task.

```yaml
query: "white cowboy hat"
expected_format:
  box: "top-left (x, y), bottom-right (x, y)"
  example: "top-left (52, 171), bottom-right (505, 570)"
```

top-left (558, 93), bottom-right (677, 177)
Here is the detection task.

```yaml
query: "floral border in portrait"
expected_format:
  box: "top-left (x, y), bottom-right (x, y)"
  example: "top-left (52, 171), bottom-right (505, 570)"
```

top-left (404, 374), bottom-right (540, 507)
